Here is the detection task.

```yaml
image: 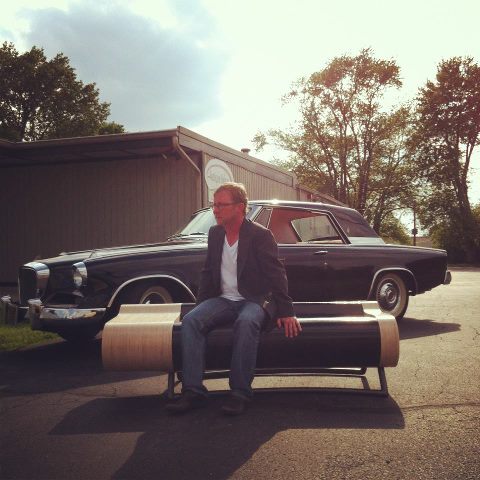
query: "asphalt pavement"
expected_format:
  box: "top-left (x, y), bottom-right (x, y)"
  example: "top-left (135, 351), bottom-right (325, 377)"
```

top-left (1, 268), bottom-right (479, 479)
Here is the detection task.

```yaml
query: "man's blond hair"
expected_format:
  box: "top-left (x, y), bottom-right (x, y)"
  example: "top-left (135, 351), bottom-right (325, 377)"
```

top-left (214, 182), bottom-right (248, 214)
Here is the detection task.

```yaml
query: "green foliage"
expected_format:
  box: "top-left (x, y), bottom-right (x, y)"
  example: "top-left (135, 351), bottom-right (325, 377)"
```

top-left (253, 49), bottom-right (417, 236)
top-left (255, 52), bottom-right (480, 262)
top-left (378, 214), bottom-right (411, 245)
top-left (0, 323), bottom-right (58, 351)
top-left (412, 57), bottom-right (480, 262)
top-left (0, 42), bottom-right (124, 141)
top-left (98, 121), bottom-right (125, 135)
top-left (425, 202), bottom-right (480, 262)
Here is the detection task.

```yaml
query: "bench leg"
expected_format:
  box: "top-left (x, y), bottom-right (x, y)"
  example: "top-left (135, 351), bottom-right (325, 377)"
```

top-left (167, 371), bottom-right (175, 399)
top-left (164, 367), bottom-right (389, 397)
top-left (378, 367), bottom-right (388, 396)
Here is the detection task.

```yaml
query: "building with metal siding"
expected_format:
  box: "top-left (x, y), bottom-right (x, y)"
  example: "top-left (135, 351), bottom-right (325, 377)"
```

top-left (0, 126), bottom-right (340, 287)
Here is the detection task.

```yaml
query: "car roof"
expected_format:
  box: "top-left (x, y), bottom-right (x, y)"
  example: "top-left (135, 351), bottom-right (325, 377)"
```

top-left (249, 199), bottom-right (354, 214)
top-left (195, 199), bottom-right (369, 226)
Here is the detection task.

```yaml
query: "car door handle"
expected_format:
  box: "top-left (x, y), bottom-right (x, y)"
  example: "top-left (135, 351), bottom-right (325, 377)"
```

top-left (314, 250), bottom-right (328, 255)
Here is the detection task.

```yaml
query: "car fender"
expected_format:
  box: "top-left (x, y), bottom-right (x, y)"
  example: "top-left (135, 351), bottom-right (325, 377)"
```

top-left (107, 275), bottom-right (196, 307)
top-left (367, 268), bottom-right (418, 299)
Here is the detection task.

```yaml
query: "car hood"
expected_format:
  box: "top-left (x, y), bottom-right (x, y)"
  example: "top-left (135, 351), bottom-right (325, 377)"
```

top-left (33, 237), bottom-right (207, 266)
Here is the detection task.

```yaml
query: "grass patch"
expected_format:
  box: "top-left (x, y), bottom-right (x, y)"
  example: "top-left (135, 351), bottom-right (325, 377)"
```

top-left (0, 323), bottom-right (59, 352)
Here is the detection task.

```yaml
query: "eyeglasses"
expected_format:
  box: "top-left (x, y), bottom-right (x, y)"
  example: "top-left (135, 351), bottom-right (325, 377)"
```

top-left (211, 202), bottom-right (239, 209)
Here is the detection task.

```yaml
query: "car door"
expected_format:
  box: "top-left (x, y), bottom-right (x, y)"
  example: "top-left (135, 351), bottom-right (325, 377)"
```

top-left (255, 206), bottom-right (345, 301)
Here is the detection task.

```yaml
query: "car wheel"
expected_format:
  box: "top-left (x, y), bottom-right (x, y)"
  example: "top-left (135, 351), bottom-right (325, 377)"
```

top-left (121, 284), bottom-right (174, 305)
top-left (57, 325), bottom-right (101, 343)
top-left (375, 273), bottom-right (409, 320)
top-left (138, 285), bottom-right (173, 304)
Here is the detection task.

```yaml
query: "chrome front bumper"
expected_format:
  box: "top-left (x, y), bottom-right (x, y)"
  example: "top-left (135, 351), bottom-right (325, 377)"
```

top-left (27, 299), bottom-right (106, 331)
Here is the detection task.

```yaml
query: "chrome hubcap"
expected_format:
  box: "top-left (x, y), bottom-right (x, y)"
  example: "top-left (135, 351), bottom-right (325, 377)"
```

top-left (142, 293), bottom-right (166, 304)
top-left (378, 282), bottom-right (399, 310)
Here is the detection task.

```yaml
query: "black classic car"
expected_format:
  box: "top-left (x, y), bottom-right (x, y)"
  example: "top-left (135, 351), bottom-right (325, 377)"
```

top-left (1, 200), bottom-right (451, 341)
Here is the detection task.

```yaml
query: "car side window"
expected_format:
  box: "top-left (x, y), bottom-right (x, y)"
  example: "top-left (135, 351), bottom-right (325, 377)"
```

top-left (332, 208), bottom-right (379, 238)
top-left (291, 215), bottom-right (343, 243)
top-left (253, 207), bottom-right (272, 228)
top-left (268, 208), bottom-right (343, 244)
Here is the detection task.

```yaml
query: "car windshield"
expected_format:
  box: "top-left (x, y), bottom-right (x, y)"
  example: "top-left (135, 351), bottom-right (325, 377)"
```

top-left (172, 204), bottom-right (262, 239)
top-left (173, 209), bottom-right (216, 237)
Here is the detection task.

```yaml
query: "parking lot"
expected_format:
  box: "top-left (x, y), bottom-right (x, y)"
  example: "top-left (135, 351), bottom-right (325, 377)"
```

top-left (1, 268), bottom-right (479, 479)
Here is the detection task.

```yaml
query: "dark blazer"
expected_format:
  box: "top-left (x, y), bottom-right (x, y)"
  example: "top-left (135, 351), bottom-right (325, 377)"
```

top-left (196, 218), bottom-right (295, 324)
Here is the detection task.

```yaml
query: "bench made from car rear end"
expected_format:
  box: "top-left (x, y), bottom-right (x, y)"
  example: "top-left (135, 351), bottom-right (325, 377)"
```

top-left (102, 301), bottom-right (399, 397)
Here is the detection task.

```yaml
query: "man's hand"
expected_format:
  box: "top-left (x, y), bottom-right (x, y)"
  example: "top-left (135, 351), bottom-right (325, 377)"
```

top-left (276, 316), bottom-right (302, 338)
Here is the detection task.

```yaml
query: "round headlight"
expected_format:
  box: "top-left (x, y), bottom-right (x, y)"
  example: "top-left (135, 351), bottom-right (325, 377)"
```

top-left (73, 262), bottom-right (87, 288)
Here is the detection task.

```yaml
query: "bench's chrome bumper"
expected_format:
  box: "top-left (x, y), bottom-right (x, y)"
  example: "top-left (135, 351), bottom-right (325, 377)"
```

top-left (27, 299), bottom-right (106, 331)
top-left (0, 295), bottom-right (28, 325)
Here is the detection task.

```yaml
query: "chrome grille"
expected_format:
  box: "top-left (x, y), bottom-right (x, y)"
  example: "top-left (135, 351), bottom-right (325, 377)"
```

top-left (18, 263), bottom-right (50, 306)
top-left (19, 268), bottom-right (37, 305)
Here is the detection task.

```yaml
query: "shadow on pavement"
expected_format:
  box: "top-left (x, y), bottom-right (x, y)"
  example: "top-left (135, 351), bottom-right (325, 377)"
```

top-left (50, 392), bottom-right (404, 480)
top-left (0, 338), bottom-right (159, 396)
top-left (398, 317), bottom-right (460, 340)
top-left (448, 266), bottom-right (480, 272)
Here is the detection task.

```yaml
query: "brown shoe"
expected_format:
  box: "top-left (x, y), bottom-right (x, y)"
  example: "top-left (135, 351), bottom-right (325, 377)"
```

top-left (221, 395), bottom-right (248, 416)
top-left (166, 390), bottom-right (207, 414)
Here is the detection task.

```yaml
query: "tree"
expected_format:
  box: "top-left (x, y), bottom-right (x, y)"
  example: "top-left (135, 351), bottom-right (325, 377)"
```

top-left (360, 106), bottom-right (418, 234)
top-left (97, 121), bottom-right (125, 135)
top-left (0, 42), bottom-right (124, 141)
top-left (377, 214), bottom-right (411, 245)
top-left (412, 57), bottom-right (480, 262)
top-left (253, 49), bottom-right (414, 238)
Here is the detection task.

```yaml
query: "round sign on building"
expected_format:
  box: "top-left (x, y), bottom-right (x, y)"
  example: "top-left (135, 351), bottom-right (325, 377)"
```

top-left (204, 159), bottom-right (235, 202)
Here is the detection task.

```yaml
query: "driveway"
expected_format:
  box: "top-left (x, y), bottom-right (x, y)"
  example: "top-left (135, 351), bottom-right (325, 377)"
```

top-left (1, 268), bottom-right (479, 479)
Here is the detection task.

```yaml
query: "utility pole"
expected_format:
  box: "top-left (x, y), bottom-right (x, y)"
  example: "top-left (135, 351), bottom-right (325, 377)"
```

top-left (411, 200), bottom-right (418, 246)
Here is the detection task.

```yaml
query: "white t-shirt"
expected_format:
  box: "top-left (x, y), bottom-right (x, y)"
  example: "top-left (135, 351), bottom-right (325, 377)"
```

top-left (220, 237), bottom-right (245, 301)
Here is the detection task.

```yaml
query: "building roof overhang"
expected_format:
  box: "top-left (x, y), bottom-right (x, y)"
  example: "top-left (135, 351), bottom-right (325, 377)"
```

top-left (0, 126), bottom-right (344, 205)
top-left (0, 129), bottom-right (179, 167)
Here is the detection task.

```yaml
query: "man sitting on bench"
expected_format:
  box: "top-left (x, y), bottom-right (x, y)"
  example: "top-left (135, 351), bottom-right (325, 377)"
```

top-left (166, 182), bottom-right (302, 416)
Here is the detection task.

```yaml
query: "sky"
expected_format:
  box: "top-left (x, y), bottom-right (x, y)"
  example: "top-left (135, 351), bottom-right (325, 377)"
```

top-left (1, 0), bottom-right (479, 206)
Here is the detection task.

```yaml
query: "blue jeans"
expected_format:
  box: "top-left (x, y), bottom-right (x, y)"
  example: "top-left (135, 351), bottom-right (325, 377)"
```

top-left (181, 297), bottom-right (266, 399)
